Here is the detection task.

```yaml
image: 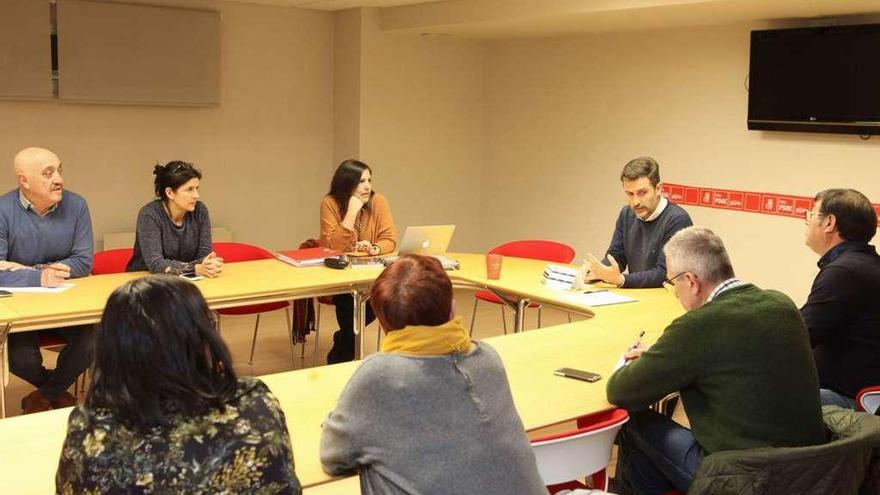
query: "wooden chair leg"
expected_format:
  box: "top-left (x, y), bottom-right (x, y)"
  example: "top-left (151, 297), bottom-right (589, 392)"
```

top-left (248, 314), bottom-right (261, 365)
top-left (313, 299), bottom-right (321, 364)
top-left (501, 305), bottom-right (508, 335)
top-left (567, 312), bottom-right (572, 323)
top-left (285, 306), bottom-right (295, 369)
top-left (537, 306), bottom-right (543, 328)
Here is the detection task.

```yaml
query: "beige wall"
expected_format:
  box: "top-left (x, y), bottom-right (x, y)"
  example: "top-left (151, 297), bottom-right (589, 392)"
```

top-left (482, 22), bottom-right (880, 303)
top-left (333, 8), bottom-right (362, 164)
top-left (0, 1), bottom-right (334, 251)
top-left (357, 8), bottom-right (485, 252)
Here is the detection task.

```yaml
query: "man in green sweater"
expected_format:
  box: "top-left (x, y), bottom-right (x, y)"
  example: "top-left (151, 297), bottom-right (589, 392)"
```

top-left (607, 226), bottom-right (827, 495)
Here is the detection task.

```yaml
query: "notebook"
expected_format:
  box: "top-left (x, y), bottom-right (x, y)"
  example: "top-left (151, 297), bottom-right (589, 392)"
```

top-left (276, 247), bottom-right (342, 267)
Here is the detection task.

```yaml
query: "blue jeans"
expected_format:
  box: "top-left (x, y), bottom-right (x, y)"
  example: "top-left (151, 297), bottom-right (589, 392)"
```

top-left (615, 409), bottom-right (704, 495)
top-left (819, 388), bottom-right (856, 409)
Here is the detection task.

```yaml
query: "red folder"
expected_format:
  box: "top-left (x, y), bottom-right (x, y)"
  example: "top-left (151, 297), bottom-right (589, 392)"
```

top-left (276, 247), bottom-right (341, 267)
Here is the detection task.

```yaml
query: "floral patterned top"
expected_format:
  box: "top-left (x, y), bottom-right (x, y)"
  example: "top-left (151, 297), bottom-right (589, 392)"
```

top-left (56, 377), bottom-right (301, 495)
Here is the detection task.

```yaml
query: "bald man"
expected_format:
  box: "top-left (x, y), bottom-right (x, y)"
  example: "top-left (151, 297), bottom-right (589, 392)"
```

top-left (1, 147), bottom-right (93, 413)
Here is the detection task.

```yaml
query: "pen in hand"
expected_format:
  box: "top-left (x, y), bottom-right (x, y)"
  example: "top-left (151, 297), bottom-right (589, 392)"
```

top-left (628, 330), bottom-right (646, 350)
top-left (624, 330), bottom-right (646, 361)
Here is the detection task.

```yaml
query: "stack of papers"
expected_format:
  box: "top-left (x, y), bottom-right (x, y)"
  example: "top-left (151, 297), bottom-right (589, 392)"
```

top-left (349, 257), bottom-right (386, 268)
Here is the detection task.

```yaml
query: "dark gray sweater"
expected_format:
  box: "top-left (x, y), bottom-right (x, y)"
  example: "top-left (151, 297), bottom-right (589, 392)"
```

top-left (606, 201), bottom-right (693, 288)
top-left (127, 199), bottom-right (213, 274)
top-left (320, 342), bottom-right (547, 495)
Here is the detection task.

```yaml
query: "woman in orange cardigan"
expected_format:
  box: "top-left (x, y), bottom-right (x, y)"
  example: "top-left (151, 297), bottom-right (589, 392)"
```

top-left (320, 159), bottom-right (397, 363)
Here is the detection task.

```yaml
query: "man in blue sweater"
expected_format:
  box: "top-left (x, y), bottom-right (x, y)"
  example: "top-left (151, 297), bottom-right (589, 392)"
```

top-left (0, 147), bottom-right (94, 413)
top-left (587, 157), bottom-right (692, 288)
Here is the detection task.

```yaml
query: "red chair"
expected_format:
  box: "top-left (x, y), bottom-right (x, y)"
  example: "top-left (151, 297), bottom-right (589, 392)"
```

top-left (470, 240), bottom-right (576, 336)
top-left (92, 248), bottom-right (134, 275)
top-left (530, 408), bottom-right (629, 493)
top-left (856, 386), bottom-right (880, 414)
top-left (212, 242), bottom-right (294, 366)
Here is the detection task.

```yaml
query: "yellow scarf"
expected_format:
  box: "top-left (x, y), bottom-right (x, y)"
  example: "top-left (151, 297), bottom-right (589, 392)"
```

top-left (380, 316), bottom-right (472, 356)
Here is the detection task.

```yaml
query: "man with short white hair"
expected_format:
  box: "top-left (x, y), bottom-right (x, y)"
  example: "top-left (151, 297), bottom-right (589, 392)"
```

top-left (0, 147), bottom-right (94, 413)
top-left (607, 227), bottom-right (826, 495)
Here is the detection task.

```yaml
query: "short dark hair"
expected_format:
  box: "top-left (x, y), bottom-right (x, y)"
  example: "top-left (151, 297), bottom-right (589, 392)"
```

top-left (153, 160), bottom-right (202, 200)
top-left (620, 157), bottom-right (661, 187)
top-left (87, 275), bottom-right (237, 429)
top-left (815, 189), bottom-right (877, 242)
top-left (328, 159), bottom-right (372, 218)
top-left (370, 255), bottom-right (453, 331)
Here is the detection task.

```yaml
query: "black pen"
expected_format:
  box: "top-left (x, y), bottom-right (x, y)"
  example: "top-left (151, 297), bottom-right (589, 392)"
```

top-left (583, 289), bottom-right (608, 294)
top-left (628, 330), bottom-right (646, 351)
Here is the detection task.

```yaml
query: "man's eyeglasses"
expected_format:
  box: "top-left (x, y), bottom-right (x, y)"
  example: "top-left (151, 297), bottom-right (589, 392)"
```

top-left (804, 210), bottom-right (825, 224)
top-left (663, 271), bottom-right (689, 292)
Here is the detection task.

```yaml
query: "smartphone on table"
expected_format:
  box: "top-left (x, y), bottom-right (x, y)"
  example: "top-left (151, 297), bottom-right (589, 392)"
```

top-left (554, 367), bottom-right (602, 382)
top-left (179, 272), bottom-right (204, 281)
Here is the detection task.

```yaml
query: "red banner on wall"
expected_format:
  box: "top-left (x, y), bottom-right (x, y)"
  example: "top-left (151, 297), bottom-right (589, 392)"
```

top-left (661, 183), bottom-right (880, 224)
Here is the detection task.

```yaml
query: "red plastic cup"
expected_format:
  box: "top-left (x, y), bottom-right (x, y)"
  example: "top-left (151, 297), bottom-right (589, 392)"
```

top-left (486, 253), bottom-right (503, 280)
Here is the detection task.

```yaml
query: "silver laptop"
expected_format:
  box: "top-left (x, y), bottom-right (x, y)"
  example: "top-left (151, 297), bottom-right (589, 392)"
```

top-left (384, 224), bottom-right (459, 269)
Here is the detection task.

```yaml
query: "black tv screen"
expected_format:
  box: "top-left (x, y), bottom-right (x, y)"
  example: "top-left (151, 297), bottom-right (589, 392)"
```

top-left (748, 24), bottom-right (880, 135)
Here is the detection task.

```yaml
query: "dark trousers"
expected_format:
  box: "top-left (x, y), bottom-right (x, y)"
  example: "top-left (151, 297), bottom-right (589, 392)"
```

top-left (615, 409), bottom-right (704, 495)
top-left (9, 325), bottom-right (94, 399)
top-left (326, 294), bottom-right (375, 364)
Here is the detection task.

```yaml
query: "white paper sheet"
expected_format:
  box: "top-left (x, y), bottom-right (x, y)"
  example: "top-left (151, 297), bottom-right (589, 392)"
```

top-left (0, 283), bottom-right (74, 294)
top-left (562, 290), bottom-right (637, 307)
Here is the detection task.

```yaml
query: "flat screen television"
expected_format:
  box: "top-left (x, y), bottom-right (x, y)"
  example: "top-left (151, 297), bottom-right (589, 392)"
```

top-left (748, 24), bottom-right (880, 136)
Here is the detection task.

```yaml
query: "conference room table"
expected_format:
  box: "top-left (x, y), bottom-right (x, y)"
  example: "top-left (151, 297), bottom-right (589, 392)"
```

top-left (0, 252), bottom-right (601, 416)
top-left (0, 273), bottom-right (683, 494)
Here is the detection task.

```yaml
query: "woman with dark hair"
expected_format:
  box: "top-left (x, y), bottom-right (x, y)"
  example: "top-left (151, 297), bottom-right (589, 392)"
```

top-left (127, 161), bottom-right (223, 277)
top-left (319, 255), bottom-right (546, 494)
top-left (320, 159), bottom-right (397, 363)
top-left (56, 275), bottom-right (302, 494)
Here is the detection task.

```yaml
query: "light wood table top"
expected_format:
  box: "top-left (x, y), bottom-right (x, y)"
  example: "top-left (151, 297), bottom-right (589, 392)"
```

top-left (448, 252), bottom-right (597, 317)
top-left (0, 303), bottom-right (20, 324)
top-left (2, 259), bottom-right (380, 332)
top-left (2, 253), bottom-right (600, 333)
top-left (0, 286), bottom-right (681, 494)
top-left (266, 288), bottom-right (682, 489)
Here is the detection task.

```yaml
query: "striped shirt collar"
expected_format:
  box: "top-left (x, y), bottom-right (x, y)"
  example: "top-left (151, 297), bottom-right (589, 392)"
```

top-left (639, 195), bottom-right (668, 222)
top-left (706, 277), bottom-right (745, 304)
top-left (19, 190), bottom-right (59, 216)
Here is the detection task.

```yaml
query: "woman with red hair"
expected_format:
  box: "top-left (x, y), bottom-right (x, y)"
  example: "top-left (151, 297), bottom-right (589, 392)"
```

top-left (319, 255), bottom-right (546, 494)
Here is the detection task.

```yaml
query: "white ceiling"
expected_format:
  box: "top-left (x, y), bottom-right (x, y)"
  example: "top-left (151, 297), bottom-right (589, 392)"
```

top-left (378, 0), bottom-right (880, 39)
top-left (227, 0), bottom-right (445, 9)
top-left (133, 1), bottom-right (880, 37)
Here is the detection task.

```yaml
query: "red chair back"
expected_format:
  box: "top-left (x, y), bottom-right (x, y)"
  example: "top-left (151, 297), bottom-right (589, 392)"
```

top-left (489, 240), bottom-right (576, 264)
top-left (212, 242), bottom-right (275, 263)
top-left (92, 248), bottom-right (134, 275)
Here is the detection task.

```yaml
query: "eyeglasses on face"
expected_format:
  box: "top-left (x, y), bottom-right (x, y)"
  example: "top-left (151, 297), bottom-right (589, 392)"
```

top-left (804, 209), bottom-right (825, 224)
top-left (663, 271), bottom-right (689, 292)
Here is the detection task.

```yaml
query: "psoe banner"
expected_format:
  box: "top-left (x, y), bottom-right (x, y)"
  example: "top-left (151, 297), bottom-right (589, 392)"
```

top-left (662, 183), bottom-right (880, 225)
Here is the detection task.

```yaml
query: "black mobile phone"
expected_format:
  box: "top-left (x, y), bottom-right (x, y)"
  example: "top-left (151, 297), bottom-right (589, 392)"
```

top-left (0, 290), bottom-right (11, 297)
top-left (179, 272), bottom-right (204, 281)
top-left (324, 255), bottom-right (349, 270)
top-left (554, 367), bottom-right (602, 382)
